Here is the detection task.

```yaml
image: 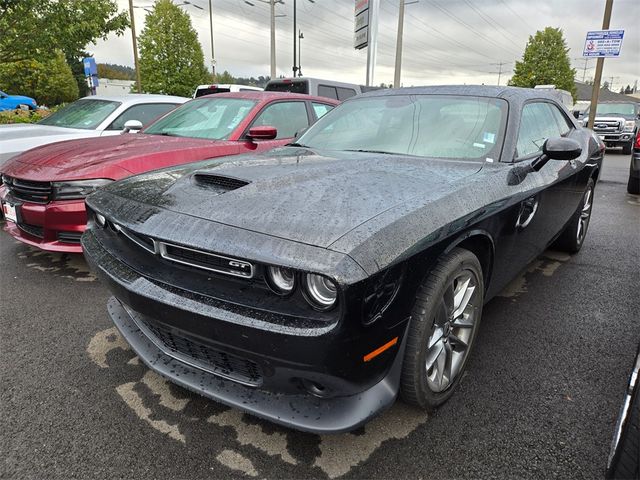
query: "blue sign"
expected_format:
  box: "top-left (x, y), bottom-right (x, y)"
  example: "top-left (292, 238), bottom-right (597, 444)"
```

top-left (583, 30), bottom-right (624, 57)
top-left (83, 57), bottom-right (98, 76)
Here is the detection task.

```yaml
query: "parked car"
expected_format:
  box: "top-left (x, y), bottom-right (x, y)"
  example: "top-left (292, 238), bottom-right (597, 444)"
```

top-left (629, 130), bottom-right (640, 194)
top-left (606, 344), bottom-right (640, 478)
top-left (81, 86), bottom-right (603, 433)
top-left (0, 92), bottom-right (338, 252)
top-left (582, 101), bottom-right (640, 154)
top-left (265, 77), bottom-right (378, 101)
top-left (0, 94), bottom-right (187, 166)
top-left (0, 90), bottom-right (37, 112)
top-left (193, 84), bottom-right (263, 98)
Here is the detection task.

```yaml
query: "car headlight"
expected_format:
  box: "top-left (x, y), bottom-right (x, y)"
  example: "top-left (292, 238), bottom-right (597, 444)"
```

top-left (304, 274), bottom-right (338, 310)
top-left (52, 179), bottom-right (112, 200)
top-left (266, 266), bottom-right (296, 295)
top-left (624, 121), bottom-right (636, 132)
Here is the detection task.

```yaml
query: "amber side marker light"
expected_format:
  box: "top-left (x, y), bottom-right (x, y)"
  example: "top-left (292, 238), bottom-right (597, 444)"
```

top-left (363, 337), bottom-right (399, 362)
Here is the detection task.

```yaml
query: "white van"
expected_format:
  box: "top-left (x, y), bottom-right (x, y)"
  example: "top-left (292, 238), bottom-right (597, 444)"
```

top-left (193, 84), bottom-right (263, 98)
top-left (265, 77), bottom-right (376, 101)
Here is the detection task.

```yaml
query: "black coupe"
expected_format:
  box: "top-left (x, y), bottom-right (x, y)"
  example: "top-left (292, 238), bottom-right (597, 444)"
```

top-left (82, 86), bottom-right (604, 433)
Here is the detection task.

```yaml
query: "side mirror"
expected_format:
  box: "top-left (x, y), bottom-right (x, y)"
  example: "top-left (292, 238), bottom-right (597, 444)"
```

top-left (530, 137), bottom-right (582, 172)
top-left (247, 126), bottom-right (277, 141)
top-left (122, 119), bottom-right (143, 133)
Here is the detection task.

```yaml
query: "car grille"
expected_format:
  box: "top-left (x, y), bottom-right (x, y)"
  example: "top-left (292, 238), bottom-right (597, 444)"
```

top-left (3, 176), bottom-right (52, 204)
top-left (593, 120), bottom-right (623, 134)
top-left (18, 222), bottom-right (44, 238)
top-left (57, 231), bottom-right (82, 244)
top-left (133, 313), bottom-right (263, 387)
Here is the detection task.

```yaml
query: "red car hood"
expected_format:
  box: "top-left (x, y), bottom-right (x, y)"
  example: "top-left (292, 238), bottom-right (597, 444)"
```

top-left (2, 134), bottom-right (233, 181)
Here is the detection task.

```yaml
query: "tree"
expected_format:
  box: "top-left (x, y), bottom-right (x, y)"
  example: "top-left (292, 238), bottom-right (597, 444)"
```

top-left (138, 0), bottom-right (211, 97)
top-left (509, 27), bottom-right (577, 101)
top-left (625, 85), bottom-right (633, 94)
top-left (0, 0), bottom-right (129, 96)
top-left (98, 63), bottom-right (136, 81)
top-left (213, 70), bottom-right (235, 84)
top-left (0, 51), bottom-right (78, 106)
top-left (602, 81), bottom-right (610, 91)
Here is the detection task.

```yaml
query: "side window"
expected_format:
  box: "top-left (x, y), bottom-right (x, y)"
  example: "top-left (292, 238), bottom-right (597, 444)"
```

top-left (317, 85), bottom-right (338, 100)
top-left (251, 101), bottom-right (309, 139)
top-left (107, 103), bottom-right (177, 130)
top-left (336, 87), bottom-right (357, 100)
top-left (516, 103), bottom-right (564, 158)
top-left (312, 102), bottom-right (334, 119)
top-left (548, 104), bottom-right (572, 136)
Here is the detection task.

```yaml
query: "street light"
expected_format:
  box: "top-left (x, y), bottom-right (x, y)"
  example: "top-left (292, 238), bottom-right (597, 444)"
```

top-left (298, 31), bottom-right (303, 77)
top-left (245, 0), bottom-right (285, 79)
top-left (292, 0), bottom-right (314, 77)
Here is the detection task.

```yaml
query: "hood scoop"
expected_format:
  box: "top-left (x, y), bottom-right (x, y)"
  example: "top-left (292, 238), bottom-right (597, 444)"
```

top-left (192, 173), bottom-right (250, 194)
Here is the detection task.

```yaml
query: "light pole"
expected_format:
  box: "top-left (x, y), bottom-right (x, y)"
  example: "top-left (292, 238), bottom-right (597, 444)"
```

top-left (298, 30), bottom-right (304, 77)
top-left (393, 0), bottom-right (418, 88)
top-left (245, 0), bottom-right (284, 80)
top-left (292, 0), bottom-right (314, 78)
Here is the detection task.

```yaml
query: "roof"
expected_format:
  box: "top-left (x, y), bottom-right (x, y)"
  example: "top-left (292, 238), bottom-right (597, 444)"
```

top-left (80, 93), bottom-right (189, 103)
top-left (357, 85), bottom-right (560, 101)
top-left (194, 91), bottom-right (340, 104)
top-left (575, 82), bottom-right (639, 103)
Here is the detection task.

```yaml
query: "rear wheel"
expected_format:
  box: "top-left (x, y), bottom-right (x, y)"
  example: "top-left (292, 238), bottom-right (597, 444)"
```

top-left (400, 248), bottom-right (484, 410)
top-left (628, 174), bottom-right (640, 195)
top-left (553, 178), bottom-right (594, 253)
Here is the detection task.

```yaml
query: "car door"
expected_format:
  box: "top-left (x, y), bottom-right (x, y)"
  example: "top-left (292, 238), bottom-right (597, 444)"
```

top-left (511, 101), bottom-right (581, 262)
top-left (239, 100), bottom-right (311, 153)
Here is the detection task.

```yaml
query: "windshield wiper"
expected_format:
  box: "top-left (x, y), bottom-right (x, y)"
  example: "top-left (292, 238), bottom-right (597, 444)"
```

top-left (287, 142), bottom-right (309, 147)
top-left (344, 149), bottom-right (394, 154)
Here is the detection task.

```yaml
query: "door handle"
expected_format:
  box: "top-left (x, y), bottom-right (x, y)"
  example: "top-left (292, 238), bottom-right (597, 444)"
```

top-left (516, 196), bottom-right (539, 229)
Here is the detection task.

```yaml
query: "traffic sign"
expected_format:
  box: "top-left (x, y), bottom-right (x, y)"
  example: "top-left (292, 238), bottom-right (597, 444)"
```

top-left (583, 30), bottom-right (624, 57)
top-left (354, 0), bottom-right (369, 50)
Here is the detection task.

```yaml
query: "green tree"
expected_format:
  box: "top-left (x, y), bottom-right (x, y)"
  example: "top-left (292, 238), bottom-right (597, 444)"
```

top-left (509, 27), bottom-right (577, 101)
top-left (0, 0), bottom-right (129, 96)
top-left (213, 70), bottom-right (236, 84)
top-left (0, 51), bottom-right (79, 106)
top-left (138, 0), bottom-right (210, 97)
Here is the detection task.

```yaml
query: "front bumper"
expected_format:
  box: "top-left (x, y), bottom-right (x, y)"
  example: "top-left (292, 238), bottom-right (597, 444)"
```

top-left (0, 187), bottom-right (86, 253)
top-left (82, 229), bottom-right (409, 433)
top-left (594, 132), bottom-right (634, 146)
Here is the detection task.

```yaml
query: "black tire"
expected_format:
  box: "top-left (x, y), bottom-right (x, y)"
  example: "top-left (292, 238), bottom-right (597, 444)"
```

top-left (553, 178), bottom-right (595, 253)
top-left (622, 142), bottom-right (633, 156)
top-left (628, 174), bottom-right (640, 195)
top-left (400, 248), bottom-right (484, 411)
top-left (606, 388), bottom-right (640, 479)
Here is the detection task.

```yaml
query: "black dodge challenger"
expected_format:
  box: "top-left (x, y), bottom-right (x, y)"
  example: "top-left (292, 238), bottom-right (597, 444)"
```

top-left (82, 86), bottom-right (604, 433)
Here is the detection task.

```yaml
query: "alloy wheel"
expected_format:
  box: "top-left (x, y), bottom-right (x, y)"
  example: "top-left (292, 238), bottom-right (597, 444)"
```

top-left (425, 270), bottom-right (480, 393)
top-left (576, 185), bottom-right (593, 243)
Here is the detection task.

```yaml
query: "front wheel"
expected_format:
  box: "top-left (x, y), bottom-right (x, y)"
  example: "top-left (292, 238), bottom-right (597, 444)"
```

top-left (553, 178), bottom-right (595, 253)
top-left (628, 174), bottom-right (640, 195)
top-left (400, 248), bottom-right (484, 410)
top-left (622, 142), bottom-right (632, 156)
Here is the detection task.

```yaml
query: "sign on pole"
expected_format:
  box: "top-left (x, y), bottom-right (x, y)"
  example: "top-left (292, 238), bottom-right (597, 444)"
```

top-left (583, 29), bottom-right (624, 57)
top-left (83, 57), bottom-right (99, 94)
top-left (354, 0), bottom-right (369, 50)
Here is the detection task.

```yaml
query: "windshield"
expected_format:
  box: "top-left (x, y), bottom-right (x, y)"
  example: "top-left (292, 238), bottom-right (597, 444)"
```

top-left (143, 97), bottom-right (257, 140)
top-left (38, 99), bottom-right (121, 130)
top-left (587, 103), bottom-right (637, 116)
top-left (299, 94), bottom-right (507, 160)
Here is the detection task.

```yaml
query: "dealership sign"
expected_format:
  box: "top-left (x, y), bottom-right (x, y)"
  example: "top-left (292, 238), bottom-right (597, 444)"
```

top-left (354, 0), bottom-right (369, 50)
top-left (583, 30), bottom-right (625, 57)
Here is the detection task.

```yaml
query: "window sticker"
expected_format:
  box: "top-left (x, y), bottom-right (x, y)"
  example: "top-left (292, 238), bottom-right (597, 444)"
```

top-left (483, 132), bottom-right (496, 143)
top-left (473, 142), bottom-right (486, 149)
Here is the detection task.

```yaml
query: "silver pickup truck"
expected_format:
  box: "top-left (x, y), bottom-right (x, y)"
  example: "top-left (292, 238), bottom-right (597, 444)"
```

top-left (582, 101), bottom-right (640, 155)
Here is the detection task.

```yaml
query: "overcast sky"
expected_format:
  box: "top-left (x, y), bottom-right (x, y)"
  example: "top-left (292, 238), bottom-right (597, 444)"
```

top-left (91, 0), bottom-right (639, 91)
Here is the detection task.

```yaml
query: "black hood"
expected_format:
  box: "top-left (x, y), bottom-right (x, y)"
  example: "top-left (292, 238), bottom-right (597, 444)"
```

top-left (99, 147), bottom-right (484, 249)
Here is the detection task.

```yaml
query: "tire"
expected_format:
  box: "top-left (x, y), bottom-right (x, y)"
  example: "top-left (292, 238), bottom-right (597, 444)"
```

top-left (553, 178), bottom-right (595, 254)
top-left (606, 388), bottom-right (640, 479)
top-left (628, 174), bottom-right (640, 195)
top-left (400, 248), bottom-right (484, 410)
top-left (622, 142), bottom-right (633, 156)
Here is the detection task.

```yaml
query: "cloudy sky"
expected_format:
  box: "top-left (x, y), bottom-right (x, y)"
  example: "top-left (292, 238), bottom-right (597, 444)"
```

top-left (91, 0), bottom-right (639, 91)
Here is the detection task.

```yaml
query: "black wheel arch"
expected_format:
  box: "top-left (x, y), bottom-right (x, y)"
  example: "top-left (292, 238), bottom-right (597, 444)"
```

top-left (441, 230), bottom-right (495, 294)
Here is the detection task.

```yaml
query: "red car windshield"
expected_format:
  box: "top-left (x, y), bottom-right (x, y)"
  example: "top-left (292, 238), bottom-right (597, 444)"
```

top-left (143, 97), bottom-right (257, 140)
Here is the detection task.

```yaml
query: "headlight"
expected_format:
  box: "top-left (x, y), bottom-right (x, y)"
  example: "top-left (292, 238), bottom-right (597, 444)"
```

top-left (304, 274), bottom-right (338, 310)
top-left (266, 266), bottom-right (296, 295)
top-left (624, 121), bottom-right (636, 132)
top-left (52, 179), bottom-right (112, 200)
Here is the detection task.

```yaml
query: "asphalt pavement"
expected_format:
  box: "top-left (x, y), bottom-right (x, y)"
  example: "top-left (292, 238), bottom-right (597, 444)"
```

top-left (1, 151), bottom-right (639, 479)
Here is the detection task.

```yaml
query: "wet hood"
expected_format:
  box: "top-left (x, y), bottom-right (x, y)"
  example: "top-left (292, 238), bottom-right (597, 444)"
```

top-left (2, 133), bottom-right (224, 180)
top-left (98, 147), bottom-right (484, 248)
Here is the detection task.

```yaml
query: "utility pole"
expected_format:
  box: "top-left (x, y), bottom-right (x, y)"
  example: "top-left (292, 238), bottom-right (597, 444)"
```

top-left (587, 0), bottom-right (614, 130)
top-left (393, 0), bottom-right (418, 88)
top-left (128, 0), bottom-right (142, 93)
top-left (270, 0), bottom-right (276, 79)
top-left (574, 57), bottom-right (593, 82)
top-left (292, 0), bottom-right (297, 77)
top-left (298, 30), bottom-right (304, 77)
top-left (489, 61), bottom-right (508, 86)
top-left (208, 0), bottom-right (216, 77)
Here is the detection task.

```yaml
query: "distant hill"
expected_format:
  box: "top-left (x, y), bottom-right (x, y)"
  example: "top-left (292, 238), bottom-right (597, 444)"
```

top-left (97, 63), bottom-right (136, 81)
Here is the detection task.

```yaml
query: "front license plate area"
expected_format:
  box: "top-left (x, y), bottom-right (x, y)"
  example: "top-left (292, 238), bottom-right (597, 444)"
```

top-left (1, 201), bottom-right (17, 223)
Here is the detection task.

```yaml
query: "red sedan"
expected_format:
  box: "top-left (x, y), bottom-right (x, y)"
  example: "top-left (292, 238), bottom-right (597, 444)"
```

top-left (0, 92), bottom-right (338, 253)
